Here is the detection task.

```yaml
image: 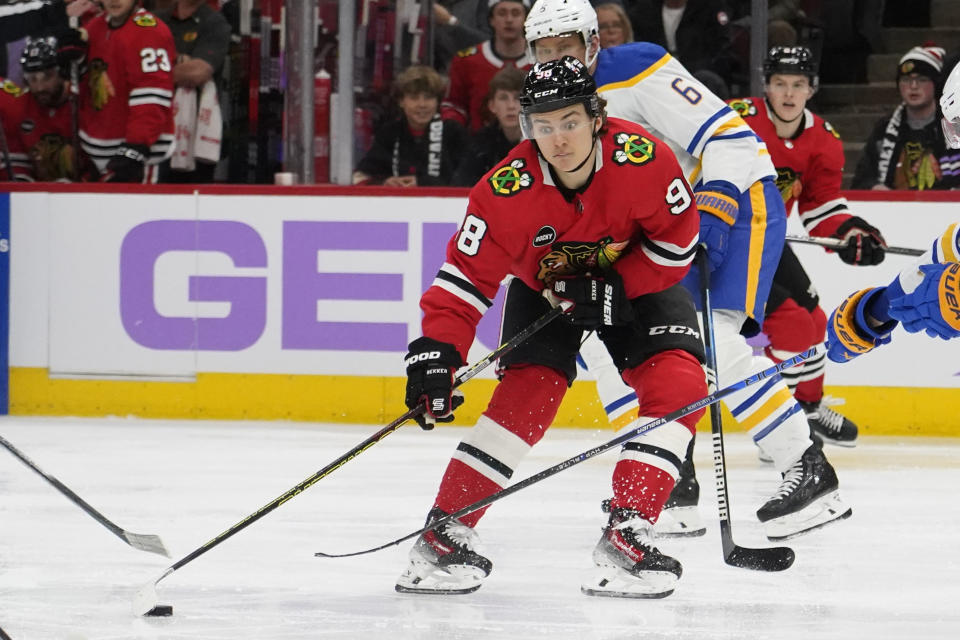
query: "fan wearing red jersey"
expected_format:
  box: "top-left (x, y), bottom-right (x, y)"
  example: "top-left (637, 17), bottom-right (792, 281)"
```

top-left (728, 46), bottom-right (888, 447)
top-left (80, 0), bottom-right (175, 182)
top-left (398, 57), bottom-right (707, 599)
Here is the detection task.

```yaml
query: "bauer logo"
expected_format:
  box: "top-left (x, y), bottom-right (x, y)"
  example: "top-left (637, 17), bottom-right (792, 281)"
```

top-left (532, 225), bottom-right (556, 247)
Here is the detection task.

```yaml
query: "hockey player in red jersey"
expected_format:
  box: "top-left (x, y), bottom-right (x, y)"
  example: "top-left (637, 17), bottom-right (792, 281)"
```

top-left (18, 36), bottom-right (95, 182)
top-left (728, 46), bottom-right (888, 447)
top-left (0, 77), bottom-right (29, 181)
top-left (80, 0), bottom-right (175, 182)
top-left (441, 0), bottom-right (532, 131)
top-left (398, 57), bottom-right (707, 599)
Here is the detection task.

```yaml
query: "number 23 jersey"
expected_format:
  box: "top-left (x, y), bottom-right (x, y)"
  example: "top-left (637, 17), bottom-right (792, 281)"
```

top-left (81, 8), bottom-right (176, 171)
top-left (421, 118), bottom-right (701, 359)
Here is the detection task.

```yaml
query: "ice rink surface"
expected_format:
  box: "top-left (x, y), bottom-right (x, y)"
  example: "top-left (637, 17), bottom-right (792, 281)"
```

top-left (1, 415), bottom-right (959, 640)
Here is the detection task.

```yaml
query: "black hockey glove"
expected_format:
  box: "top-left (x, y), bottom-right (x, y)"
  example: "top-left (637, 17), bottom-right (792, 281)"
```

top-left (544, 271), bottom-right (633, 329)
top-left (102, 144), bottom-right (148, 183)
top-left (404, 336), bottom-right (465, 430)
top-left (56, 27), bottom-right (88, 68)
top-left (832, 217), bottom-right (887, 266)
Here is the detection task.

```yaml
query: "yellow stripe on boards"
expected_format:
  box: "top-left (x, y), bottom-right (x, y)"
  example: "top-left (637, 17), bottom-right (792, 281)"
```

top-left (9, 369), bottom-right (960, 436)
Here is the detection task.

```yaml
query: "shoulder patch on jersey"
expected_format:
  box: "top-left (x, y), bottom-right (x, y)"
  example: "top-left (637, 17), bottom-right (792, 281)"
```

top-left (728, 98), bottom-right (756, 117)
top-left (2, 79), bottom-right (21, 96)
top-left (133, 13), bottom-right (158, 27)
top-left (823, 120), bottom-right (841, 140)
top-left (611, 131), bottom-right (655, 166)
top-left (456, 46), bottom-right (478, 57)
top-left (488, 158), bottom-right (533, 196)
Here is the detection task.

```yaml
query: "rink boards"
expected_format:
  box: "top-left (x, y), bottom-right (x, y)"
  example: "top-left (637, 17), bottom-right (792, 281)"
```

top-left (1, 185), bottom-right (958, 435)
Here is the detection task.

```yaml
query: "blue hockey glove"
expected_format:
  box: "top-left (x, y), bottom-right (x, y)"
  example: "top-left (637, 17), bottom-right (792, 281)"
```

top-left (827, 287), bottom-right (896, 363)
top-left (698, 213), bottom-right (731, 272)
top-left (405, 336), bottom-right (464, 430)
top-left (889, 263), bottom-right (960, 340)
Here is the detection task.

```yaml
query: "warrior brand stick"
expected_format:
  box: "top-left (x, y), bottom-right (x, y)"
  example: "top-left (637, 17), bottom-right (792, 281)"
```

top-left (0, 434), bottom-right (168, 557)
top-left (132, 304), bottom-right (566, 616)
top-left (697, 248), bottom-right (795, 572)
top-left (314, 347), bottom-right (819, 561)
top-left (786, 234), bottom-right (924, 257)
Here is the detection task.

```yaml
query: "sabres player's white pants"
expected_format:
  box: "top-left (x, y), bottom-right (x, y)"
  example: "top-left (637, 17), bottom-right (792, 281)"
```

top-left (581, 309), bottom-right (813, 473)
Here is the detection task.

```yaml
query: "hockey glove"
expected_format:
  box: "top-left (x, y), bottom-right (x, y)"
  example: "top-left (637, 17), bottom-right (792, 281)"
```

top-left (102, 144), bottom-right (148, 183)
top-left (543, 271), bottom-right (633, 329)
top-left (889, 262), bottom-right (960, 340)
top-left (698, 212), bottom-right (731, 272)
top-left (405, 336), bottom-right (465, 430)
top-left (56, 27), bottom-right (88, 68)
top-left (832, 217), bottom-right (887, 266)
top-left (826, 287), bottom-right (895, 363)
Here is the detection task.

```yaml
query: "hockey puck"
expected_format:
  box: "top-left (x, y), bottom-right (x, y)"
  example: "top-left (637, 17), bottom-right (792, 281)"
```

top-left (143, 605), bottom-right (173, 617)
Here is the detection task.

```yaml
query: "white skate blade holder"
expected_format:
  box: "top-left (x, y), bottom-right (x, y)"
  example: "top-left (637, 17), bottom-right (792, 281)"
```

top-left (581, 566), bottom-right (678, 599)
top-left (395, 563), bottom-right (487, 595)
top-left (653, 506), bottom-right (706, 538)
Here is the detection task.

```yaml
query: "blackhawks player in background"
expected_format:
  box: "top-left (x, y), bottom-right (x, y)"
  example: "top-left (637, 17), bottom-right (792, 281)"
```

top-left (80, 0), bottom-right (175, 182)
top-left (399, 57), bottom-right (708, 599)
top-left (727, 46), bottom-right (888, 450)
top-left (524, 0), bottom-right (851, 542)
top-left (828, 60), bottom-right (960, 358)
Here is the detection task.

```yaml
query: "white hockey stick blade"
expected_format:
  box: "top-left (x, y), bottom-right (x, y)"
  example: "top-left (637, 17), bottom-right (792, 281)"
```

top-left (132, 568), bottom-right (171, 616)
top-left (123, 532), bottom-right (169, 557)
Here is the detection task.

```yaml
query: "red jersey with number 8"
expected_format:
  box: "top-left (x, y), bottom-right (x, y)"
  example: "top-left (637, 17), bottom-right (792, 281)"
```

top-left (80, 8), bottom-right (176, 172)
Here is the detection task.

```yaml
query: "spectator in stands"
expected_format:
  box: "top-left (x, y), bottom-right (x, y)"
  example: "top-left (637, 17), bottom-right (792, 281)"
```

top-left (157, 0), bottom-right (231, 183)
top-left (452, 65), bottom-right (523, 186)
top-left (354, 65), bottom-right (467, 187)
top-left (433, 0), bottom-right (491, 73)
top-left (625, 0), bottom-right (739, 99)
top-left (80, 0), bottom-right (176, 182)
top-left (596, 2), bottom-right (633, 49)
top-left (18, 35), bottom-right (96, 181)
top-left (852, 45), bottom-right (960, 190)
top-left (441, 0), bottom-right (531, 132)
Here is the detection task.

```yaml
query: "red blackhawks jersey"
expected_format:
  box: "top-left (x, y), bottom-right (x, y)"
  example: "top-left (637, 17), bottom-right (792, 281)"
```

top-left (0, 79), bottom-right (30, 181)
top-left (80, 9), bottom-right (175, 171)
top-left (728, 96), bottom-right (852, 237)
top-left (18, 90), bottom-right (85, 181)
top-left (421, 118), bottom-right (701, 359)
top-left (441, 41), bottom-right (531, 132)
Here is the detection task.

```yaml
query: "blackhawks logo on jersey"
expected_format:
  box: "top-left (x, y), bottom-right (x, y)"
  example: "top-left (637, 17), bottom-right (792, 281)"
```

top-left (612, 132), bottom-right (655, 166)
top-left (775, 166), bottom-right (802, 202)
top-left (488, 158), bottom-right (533, 196)
top-left (88, 59), bottom-right (116, 110)
top-left (29, 134), bottom-right (76, 182)
top-left (2, 79), bottom-right (21, 97)
top-left (823, 120), bottom-right (841, 140)
top-left (728, 98), bottom-right (756, 118)
top-left (134, 13), bottom-right (158, 27)
top-left (536, 237), bottom-right (629, 287)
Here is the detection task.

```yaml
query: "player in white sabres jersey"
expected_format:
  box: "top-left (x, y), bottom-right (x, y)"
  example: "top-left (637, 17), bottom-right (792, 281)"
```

top-left (525, 0), bottom-right (850, 542)
top-left (829, 64), bottom-right (960, 357)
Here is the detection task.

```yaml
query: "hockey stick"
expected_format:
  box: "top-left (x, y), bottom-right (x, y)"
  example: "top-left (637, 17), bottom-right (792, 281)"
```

top-left (0, 434), bottom-right (168, 557)
top-left (697, 248), bottom-right (795, 572)
top-left (68, 16), bottom-right (81, 182)
top-left (786, 234), bottom-right (923, 257)
top-left (314, 347), bottom-right (819, 561)
top-left (132, 304), bottom-right (566, 616)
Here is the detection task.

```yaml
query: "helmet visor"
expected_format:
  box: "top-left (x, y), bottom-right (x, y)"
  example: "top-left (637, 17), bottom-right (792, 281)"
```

top-left (942, 117), bottom-right (960, 149)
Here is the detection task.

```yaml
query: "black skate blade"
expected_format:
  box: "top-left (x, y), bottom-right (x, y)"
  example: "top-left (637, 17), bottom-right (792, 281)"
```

top-left (724, 545), bottom-right (795, 572)
top-left (766, 507), bottom-right (853, 542)
top-left (395, 584), bottom-right (481, 595)
top-left (581, 586), bottom-right (674, 599)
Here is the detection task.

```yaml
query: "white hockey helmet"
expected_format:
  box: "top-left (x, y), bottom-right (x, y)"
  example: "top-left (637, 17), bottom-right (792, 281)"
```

top-left (940, 60), bottom-right (960, 148)
top-left (524, 0), bottom-right (600, 69)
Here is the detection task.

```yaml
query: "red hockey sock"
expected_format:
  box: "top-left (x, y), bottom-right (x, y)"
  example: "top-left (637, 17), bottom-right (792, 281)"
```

top-left (433, 364), bottom-right (567, 527)
top-left (620, 349), bottom-right (707, 432)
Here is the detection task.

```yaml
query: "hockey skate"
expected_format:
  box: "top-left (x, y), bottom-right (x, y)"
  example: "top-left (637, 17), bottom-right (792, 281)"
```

top-left (756, 440), bottom-right (852, 541)
top-left (653, 456), bottom-right (706, 538)
top-left (395, 508), bottom-right (493, 595)
top-left (799, 398), bottom-right (858, 446)
top-left (582, 507), bottom-right (682, 599)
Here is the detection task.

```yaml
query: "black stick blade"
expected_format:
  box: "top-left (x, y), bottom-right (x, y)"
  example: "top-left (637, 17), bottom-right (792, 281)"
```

top-left (725, 545), bottom-right (795, 572)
